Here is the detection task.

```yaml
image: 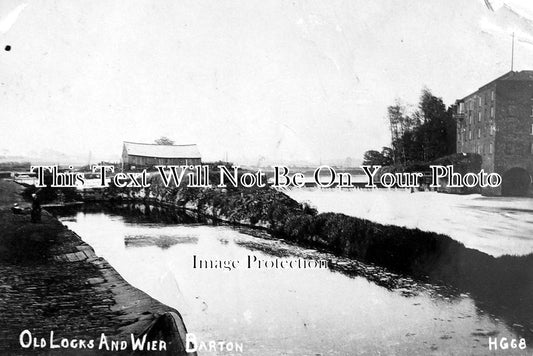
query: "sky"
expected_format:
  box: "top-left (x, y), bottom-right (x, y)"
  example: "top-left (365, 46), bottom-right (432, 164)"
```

top-left (1, 0), bottom-right (533, 165)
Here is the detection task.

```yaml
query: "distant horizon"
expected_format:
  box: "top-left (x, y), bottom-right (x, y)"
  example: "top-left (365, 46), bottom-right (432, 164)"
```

top-left (0, 151), bottom-right (365, 168)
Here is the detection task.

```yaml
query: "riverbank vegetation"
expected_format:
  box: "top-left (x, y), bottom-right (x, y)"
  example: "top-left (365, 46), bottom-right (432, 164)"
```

top-left (363, 88), bottom-right (457, 172)
top-left (116, 169), bottom-right (532, 283)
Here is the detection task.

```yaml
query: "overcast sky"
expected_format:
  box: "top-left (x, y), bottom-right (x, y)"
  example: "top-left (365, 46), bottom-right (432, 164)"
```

top-left (1, 0), bottom-right (533, 165)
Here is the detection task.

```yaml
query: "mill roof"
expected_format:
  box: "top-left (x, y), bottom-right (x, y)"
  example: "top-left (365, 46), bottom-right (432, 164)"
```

top-left (460, 70), bottom-right (533, 101)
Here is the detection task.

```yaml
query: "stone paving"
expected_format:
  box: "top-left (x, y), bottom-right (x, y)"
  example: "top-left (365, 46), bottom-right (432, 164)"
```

top-left (0, 180), bottom-right (186, 355)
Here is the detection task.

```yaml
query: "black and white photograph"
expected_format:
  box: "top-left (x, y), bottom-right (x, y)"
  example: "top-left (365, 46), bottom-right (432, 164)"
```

top-left (1, 0), bottom-right (533, 355)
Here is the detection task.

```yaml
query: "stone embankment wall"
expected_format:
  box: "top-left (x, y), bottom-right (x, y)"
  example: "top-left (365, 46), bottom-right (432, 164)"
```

top-left (0, 180), bottom-right (193, 355)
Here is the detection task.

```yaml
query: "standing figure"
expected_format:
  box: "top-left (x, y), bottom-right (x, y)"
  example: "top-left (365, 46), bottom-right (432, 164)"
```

top-left (31, 192), bottom-right (41, 223)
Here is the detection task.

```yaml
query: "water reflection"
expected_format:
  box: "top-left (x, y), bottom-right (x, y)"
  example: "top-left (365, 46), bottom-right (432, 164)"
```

top-left (53, 204), bottom-right (531, 355)
top-left (125, 234), bottom-right (199, 249)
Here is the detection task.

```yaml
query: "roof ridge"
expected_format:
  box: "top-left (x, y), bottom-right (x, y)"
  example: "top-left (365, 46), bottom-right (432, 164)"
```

top-left (123, 141), bottom-right (198, 147)
top-left (123, 141), bottom-right (201, 159)
top-left (459, 70), bottom-right (533, 100)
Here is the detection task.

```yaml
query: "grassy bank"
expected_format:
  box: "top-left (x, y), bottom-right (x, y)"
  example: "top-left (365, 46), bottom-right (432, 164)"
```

top-left (111, 172), bottom-right (532, 279)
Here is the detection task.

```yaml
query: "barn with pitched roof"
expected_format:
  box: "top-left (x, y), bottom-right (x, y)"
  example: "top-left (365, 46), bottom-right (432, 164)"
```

top-left (122, 141), bottom-right (201, 169)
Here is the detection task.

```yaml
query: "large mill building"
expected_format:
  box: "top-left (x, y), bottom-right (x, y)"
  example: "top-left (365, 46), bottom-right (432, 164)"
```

top-left (454, 70), bottom-right (533, 196)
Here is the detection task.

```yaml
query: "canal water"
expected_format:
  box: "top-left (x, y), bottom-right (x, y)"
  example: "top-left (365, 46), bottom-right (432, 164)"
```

top-left (56, 204), bottom-right (529, 355)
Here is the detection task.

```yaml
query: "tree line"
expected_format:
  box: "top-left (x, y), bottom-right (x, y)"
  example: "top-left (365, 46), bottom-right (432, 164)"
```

top-left (363, 88), bottom-right (456, 168)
